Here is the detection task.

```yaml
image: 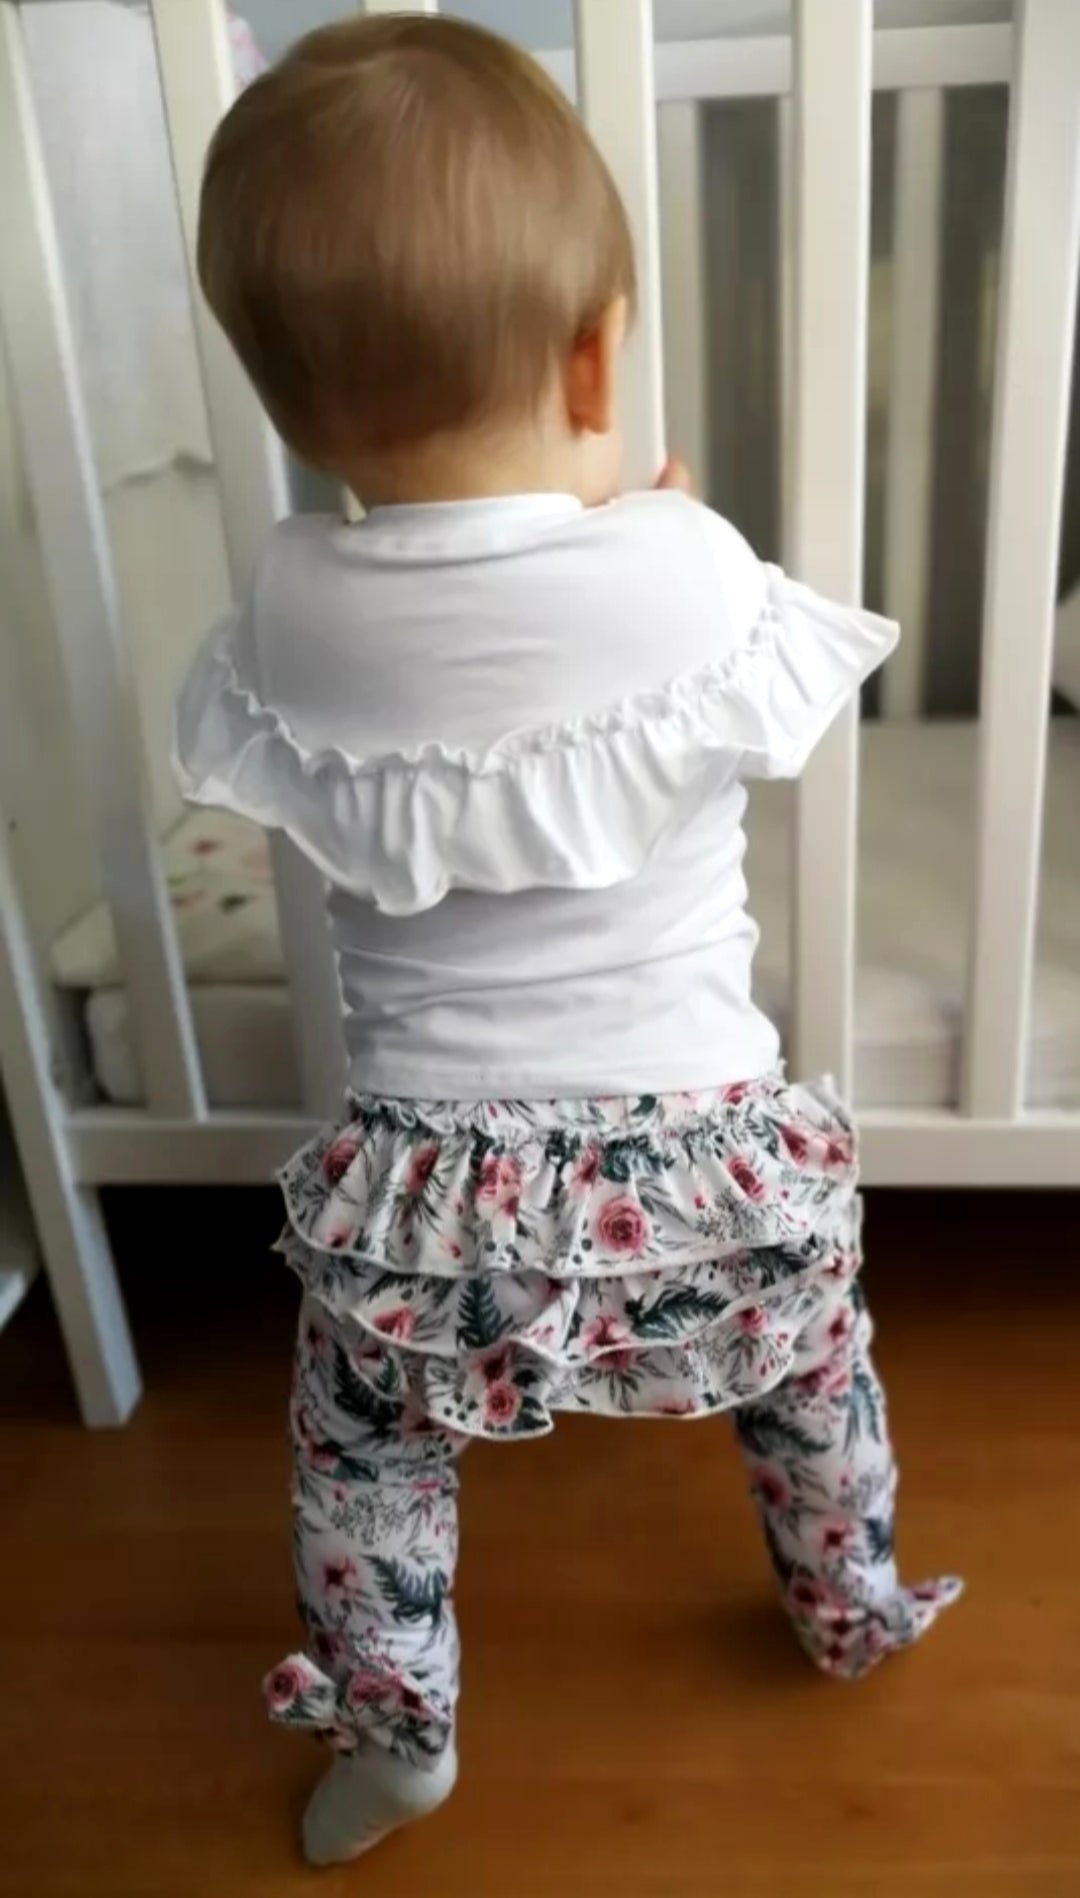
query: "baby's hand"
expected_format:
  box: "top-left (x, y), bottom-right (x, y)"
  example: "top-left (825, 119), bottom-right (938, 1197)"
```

top-left (655, 456), bottom-right (694, 495)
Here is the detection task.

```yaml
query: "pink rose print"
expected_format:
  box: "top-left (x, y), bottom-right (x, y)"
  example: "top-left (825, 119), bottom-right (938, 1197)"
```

top-left (819, 1520), bottom-right (855, 1558)
top-left (582, 1313), bottom-right (631, 1353)
top-left (594, 1195), bottom-right (650, 1255)
top-left (824, 1133), bottom-right (854, 1170)
top-left (346, 1668), bottom-right (387, 1708)
top-left (723, 1082), bottom-right (749, 1104)
top-left (827, 1304), bottom-right (854, 1348)
top-left (477, 1153), bottom-right (523, 1217)
top-left (478, 1344), bottom-right (513, 1385)
top-left (737, 1305), bottom-right (768, 1336)
top-left (406, 1143), bottom-right (439, 1197)
top-left (749, 1465), bottom-right (792, 1512)
top-left (582, 1313), bottom-right (636, 1371)
top-left (322, 1555), bottom-right (359, 1599)
top-left (322, 1135), bottom-right (360, 1186)
top-left (484, 1380), bottom-right (521, 1427)
top-left (779, 1123), bottom-right (810, 1166)
top-left (727, 1157), bottom-right (766, 1204)
top-left (788, 1575), bottom-right (834, 1613)
top-left (264, 1659), bottom-right (309, 1711)
top-left (569, 1146), bottom-right (601, 1195)
top-left (373, 1307), bottom-right (416, 1342)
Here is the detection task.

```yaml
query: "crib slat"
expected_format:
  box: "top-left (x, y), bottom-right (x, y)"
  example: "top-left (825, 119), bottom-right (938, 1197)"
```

top-left (574, 0), bottom-right (665, 485)
top-left (778, 94), bottom-right (794, 556)
top-left (882, 88), bottom-right (944, 721)
top-left (788, 0), bottom-right (872, 1095)
top-left (0, 2), bottom-right (205, 1119)
top-left (965, 0), bottom-right (1080, 1119)
top-left (657, 103), bottom-right (707, 490)
top-left (151, 0), bottom-right (345, 1118)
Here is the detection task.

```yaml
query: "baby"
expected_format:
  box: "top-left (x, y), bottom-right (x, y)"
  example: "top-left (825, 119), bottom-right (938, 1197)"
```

top-left (176, 13), bottom-right (961, 1869)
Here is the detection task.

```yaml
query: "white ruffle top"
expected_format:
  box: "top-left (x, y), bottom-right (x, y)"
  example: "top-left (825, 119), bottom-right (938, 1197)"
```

top-left (174, 492), bottom-right (897, 1098)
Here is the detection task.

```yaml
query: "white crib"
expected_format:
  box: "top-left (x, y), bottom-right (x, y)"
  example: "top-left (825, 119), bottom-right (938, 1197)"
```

top-left (0, 0), bottom-right (1077, 1426)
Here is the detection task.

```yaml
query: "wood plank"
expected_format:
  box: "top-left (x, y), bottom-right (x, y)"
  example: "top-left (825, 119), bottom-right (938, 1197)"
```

top-left (1, 1193), bottom-right (1078, 1892)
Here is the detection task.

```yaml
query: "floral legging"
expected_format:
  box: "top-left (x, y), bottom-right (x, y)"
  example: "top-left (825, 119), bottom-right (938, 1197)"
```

top-left (264, 1281), bottom-right (959, 1767)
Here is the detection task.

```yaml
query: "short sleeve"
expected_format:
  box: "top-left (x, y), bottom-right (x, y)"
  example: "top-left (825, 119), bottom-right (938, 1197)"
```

top-left (173, 504), bottom-right (900, 916)
top-left (693, 505), bottom-right (899, 779)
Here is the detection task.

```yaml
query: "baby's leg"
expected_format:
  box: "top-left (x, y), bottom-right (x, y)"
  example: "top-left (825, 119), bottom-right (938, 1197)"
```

top-left (265, 1296), bottom-right (464, 1865)
top-left (732, 1279), bottom-right (962, 1677)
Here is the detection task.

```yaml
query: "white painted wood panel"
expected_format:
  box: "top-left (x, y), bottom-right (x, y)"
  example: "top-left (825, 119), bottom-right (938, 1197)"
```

top-left (882, 87), bottom-right (944, 720)
top-left (657, 102), bottom-right (708, 488)
top-left (0, 2), bottom-right (204, 1118)
top-left (787, 0), bottom-right (872, 1093)
top-left (539, 24), bottom-right (1012, 104)
top-left (0, 816), bottom-right (141, 1423)
top-left (64, 1106), bottom-right (1080, 1192)
top-left (777, 92), bottom-right (794, 556)
top-left (151, 0), bottom-right (345, 1117)
top-left (574, 0), bottom-right (666, 485)
top-left (965, 0), bottom-right (1080, 1117)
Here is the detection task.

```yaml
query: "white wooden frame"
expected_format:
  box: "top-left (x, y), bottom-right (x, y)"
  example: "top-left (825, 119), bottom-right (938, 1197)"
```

top-left (0, 1), bottom-right (1078, 1426)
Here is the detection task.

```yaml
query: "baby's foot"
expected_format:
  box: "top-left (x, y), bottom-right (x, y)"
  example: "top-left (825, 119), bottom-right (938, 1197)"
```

top-left (301, 1739), bottom-right (458, 1867)
top-left (790, 1575), bottom-right (964, 1680)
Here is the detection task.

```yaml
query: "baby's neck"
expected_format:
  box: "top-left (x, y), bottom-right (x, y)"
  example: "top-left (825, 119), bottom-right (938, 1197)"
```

top-left (338, 419), bottom-right (601, 511)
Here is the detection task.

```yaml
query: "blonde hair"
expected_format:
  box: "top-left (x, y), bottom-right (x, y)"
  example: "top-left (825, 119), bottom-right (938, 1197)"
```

top-left (197, 14), bottom-right (635, 465)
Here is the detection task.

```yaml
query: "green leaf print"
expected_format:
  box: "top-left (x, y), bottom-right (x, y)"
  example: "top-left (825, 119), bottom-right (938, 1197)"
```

top-left (623, 1284), bottom-right (731, 1340)
top-left (865, 1516), bottom-right (895, 1565)
top-left (457, 1277), bottom-right (504, 1351)
top-left (372, 1556), bottom-right (447, 1624)
top-left (845, 1364), bottom-right (883, 1453)
top-left (332, 1344), bottom-right (401, 1433)
top-left (736, 1407), bottom-right (831, 1463)
top-left (598, 1136), bottom-right (666, 1183)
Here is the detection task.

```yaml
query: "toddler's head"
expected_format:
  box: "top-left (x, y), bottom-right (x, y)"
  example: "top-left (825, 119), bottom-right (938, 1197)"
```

top-left (198, 14), bottom-right (635, 506)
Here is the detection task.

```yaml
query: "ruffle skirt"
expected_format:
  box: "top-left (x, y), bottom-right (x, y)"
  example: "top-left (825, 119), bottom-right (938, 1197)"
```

top-left (277, 1074), bottom-right (862, 1439)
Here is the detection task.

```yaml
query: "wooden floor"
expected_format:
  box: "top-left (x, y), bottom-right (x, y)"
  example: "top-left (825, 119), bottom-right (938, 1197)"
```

top-left (2, 1188), bottom-right (1079, 1897)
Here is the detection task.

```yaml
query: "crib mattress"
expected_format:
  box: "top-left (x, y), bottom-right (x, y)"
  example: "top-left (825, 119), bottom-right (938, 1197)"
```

top-left (51, 720), bottom-right (1080, 1111)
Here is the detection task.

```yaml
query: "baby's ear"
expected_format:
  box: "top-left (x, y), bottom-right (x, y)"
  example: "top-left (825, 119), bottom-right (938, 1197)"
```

top-left (564, 297), bottom-right (627, 436)
top-left (654, 456), bottom-right (694, 495)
